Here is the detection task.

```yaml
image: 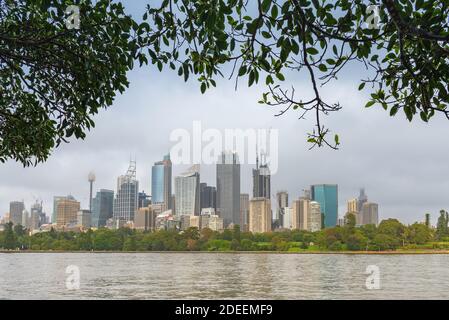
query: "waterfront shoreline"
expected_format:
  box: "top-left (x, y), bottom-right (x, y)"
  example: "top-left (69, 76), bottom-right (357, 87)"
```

top-left (2, 250), bottom-right (449, 254)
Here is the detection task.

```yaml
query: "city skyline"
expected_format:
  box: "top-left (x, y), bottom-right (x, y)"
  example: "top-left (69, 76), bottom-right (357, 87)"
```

top-left (0, 62), bottom-right (448, 225)
top-left (0, 148), bottom-right (410, 228)
top-left (0, 144), bottom-right (441, 226)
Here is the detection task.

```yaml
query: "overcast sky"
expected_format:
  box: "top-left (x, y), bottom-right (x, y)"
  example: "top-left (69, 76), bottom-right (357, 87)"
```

top-left (1, 1), bottom-right (448, 225)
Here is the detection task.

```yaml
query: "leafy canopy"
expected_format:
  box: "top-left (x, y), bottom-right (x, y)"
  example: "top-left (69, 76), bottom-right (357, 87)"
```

top-left (2, 0), bottom-right (449, 165)
top-left (141, 0), bottom-right (449, 148)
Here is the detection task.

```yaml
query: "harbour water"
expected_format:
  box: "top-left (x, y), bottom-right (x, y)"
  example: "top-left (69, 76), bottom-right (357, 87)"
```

top-left (0, 252), bottom-right (448, 299)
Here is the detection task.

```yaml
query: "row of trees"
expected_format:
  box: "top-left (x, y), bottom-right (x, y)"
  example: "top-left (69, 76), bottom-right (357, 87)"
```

top-left (1, 213), bottom-right (448, 252)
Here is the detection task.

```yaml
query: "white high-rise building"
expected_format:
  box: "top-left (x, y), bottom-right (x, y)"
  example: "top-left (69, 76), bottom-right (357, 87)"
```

top-left (175, 165), bottom-right (200, 216)
top-left (283, 207), bottom-right (293, 229)
top-left (309, 201), bottom-right (322, 232)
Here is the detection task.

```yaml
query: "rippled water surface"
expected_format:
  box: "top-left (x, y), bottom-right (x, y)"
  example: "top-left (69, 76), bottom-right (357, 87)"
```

top-left (1, 253), bottom-right (448, 299)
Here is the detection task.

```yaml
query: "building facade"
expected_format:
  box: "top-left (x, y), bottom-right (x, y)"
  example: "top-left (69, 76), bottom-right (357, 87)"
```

top-left (311, 184), bottom-right (338, 228)
top-left (92, 189), bottom-right (114, 228)
top-left (361, 202), bottom-right (379, 226)
top-left (151, 154), bottom-right (172, 211)
top-left (200, 183), bottom-right (217, 211)
top-left (252, 154), bottom-right (271, 199)
top-left (216, 151), bottom-right (240, 227)
top-left (276, 191), bottom-right (289, 226)
top-left (134, 207), bottom-right (158, 231)
top-left (249, 197), bottom-right (272, 233)
top-left (240, 193), bottom-right (249, 230)
top-left (77, 210), bottom-right (91, 229)
top-left (175, 165), bottom-right (200, 216)
top-left (9, 201), bottom-right (24, 226)
top-left (56, 197), bottom-right (80, 226)
top-left (113, 161), bottom-right (139, 224)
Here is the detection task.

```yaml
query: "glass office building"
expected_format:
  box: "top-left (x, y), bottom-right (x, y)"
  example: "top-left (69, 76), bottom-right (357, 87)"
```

top-left (311, 184), bottom-right (338, 228)
top-left (151, 154), bottom-right (172, 210)
top-left (92, 189), bottom-right (114, 227)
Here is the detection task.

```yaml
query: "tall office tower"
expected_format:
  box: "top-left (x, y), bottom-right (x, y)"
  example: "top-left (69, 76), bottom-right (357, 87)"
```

top-left (77, 210), bottom-right (91, 228)
top-left (357, 188), bottom-right (368, 212)
top-left (151, 154), bottom-right (172, 211)
top-left (309, 201), bottom-right (322, 232)
top-left (291, 200), bottom-right (301, 230)
top-left (30, 201), bottom-right (44, 230)
top-left (21, 209), bottom-right (29, 228)
top-left (9, 201), bottom-right (25, 226)
top-left (252, 152), bottom-right (271, 199)
top-left (299, 195), bottom-right (311, 231)
top-left (283, 207), bottom-right (293, 229)
top-left (200, 183), bottom-right (217, 210)
top-left (361, 202), bottom-right (379, 226)
top-left (175, 165), bottom-right (200, 216)
top-left (347, 198), bottom-right (358, 213)
top-left (113, 161), bottom-right (139, 223)
top-left (276, 191), bottom-right (289, 225)
top-left (311, 184), bottom-right (338, 228)
top-left (92, 189), bottom-right (114, 228)
top-left (138, 191), bottom-right (151, 208)
top-left (216, 151), bottom-right (240, 227)
top-left (347, 198), bottom-right (360, 224)
top-left (249, 197), bottom-right (272, 233)
top-left (52, 196), bottom-right (66, 223)
top-left (56, 196), bottom-right (80, 226)
top-left (88, 172), bottom-right (95, 212)
top-left (240, 193), bottom-right (249, 230)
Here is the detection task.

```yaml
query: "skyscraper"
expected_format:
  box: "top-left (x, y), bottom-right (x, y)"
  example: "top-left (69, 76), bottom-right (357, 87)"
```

top-left (347, 198), bottom-right (360, 224)
top-left (357, 188), bottom-right (368, 212)
top-left (249, 197), bottom-right (272, 233)
top-left (56, 196), bottom-right (80, 226)
top-left (113, 161), bottom-right (139, 224)
top-left (347, 198), bottom-right (358, 213)
top-left (92, 189), bottom-right (114, 228)
top-left (240, 193), bottom-right (249, 230)
top-left (174, 165), bottom-right (200, 216)
top-left (30, 201), bottom-right (45, 230)
top-left (361, 202), bottom-right (379, 226)
top-left (311, 184), bottom-right (338, 228)
top-left (200, 183), bottom-right (217, 210)
top-left (52, 196), bottom-right (66, 224)
top-left (9, 201), bottom-right (24, 226)
top-left (151, 154), bottom-right (172, 211)
top-left (309, 201), bottom-right (322, 232)
top-left (252, 152), bottom-right (271, 199)
top-left (276, 191), bottom-right (289, 226)
top-left (138, 191), bottom-right (151, 208)
top-left (216, 151), bottom-right (240, 227)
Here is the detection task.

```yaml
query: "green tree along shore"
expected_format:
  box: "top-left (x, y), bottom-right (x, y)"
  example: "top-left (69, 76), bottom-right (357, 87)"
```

top-left (2, 212), bottom-right (449, 252)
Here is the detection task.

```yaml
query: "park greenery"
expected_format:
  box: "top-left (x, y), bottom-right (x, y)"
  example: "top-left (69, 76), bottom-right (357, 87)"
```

top-left (1, 212), bottom-right (449, 252)
top-left (2, 0), bottom-right (449, 165)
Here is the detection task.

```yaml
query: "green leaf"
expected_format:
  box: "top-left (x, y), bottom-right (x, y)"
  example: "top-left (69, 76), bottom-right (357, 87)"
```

top-left (261, 0), bottom-right (271, 13)
top-left (318, 64), bottom-right (327, 72)
top-left (365, 100), bottom-right (375, 108)
top-left (275, 73), bottom-right (285, 81)
top-left (358, 83), bottom-right (365, 91)
top-left (306, 47), bottom-right (319, 55)
top-left (238, 65), bottom-right (247, 76)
